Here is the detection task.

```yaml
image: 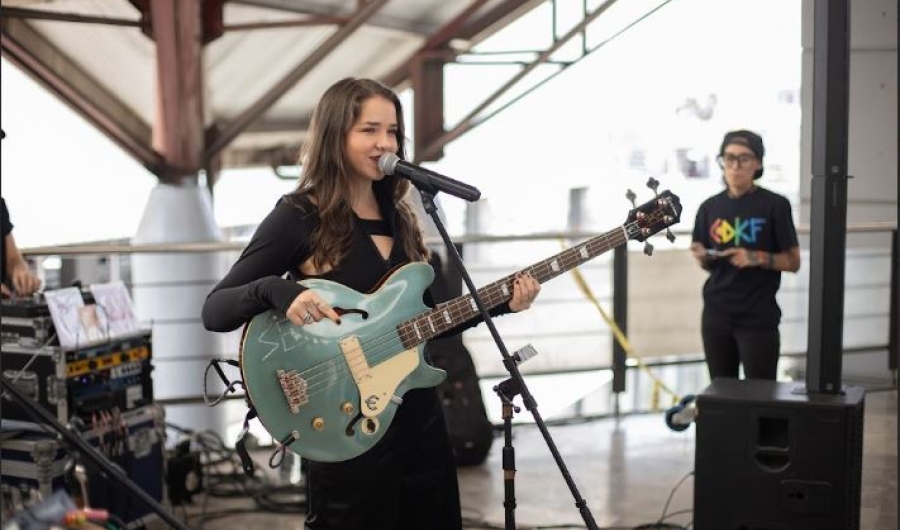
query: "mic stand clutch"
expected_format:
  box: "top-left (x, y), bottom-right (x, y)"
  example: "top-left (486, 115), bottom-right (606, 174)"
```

top-left (416, 188), bottom-right (600, 530)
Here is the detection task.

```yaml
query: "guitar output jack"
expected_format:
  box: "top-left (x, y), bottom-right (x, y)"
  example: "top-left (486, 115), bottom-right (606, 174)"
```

top-left (361, 417), bottom-right (379, 435)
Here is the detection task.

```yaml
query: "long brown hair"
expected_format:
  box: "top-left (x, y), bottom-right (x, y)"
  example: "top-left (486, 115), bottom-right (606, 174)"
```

top-left (289, 78), bottom-right (429, 270)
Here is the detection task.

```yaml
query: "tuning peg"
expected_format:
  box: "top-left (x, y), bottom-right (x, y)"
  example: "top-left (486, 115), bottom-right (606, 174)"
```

top-left (646, 177), bottom-right (659, 195)
top-left (626, 189), bottom-right (637, 208)
top-left (643, 242), bottom-right (654, 256)
top-left (666, 229), bottom-right (676, 243)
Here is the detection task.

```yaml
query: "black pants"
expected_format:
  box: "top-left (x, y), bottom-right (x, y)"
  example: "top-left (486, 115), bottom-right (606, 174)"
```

top-left (701, 308), bottom-right (780, 380)
top-left (304, 389), bottom-right (462, 530)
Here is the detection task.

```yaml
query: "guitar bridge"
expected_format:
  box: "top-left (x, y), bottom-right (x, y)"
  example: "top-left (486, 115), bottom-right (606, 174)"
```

top-left (277, 369), bottom-right (309, 414)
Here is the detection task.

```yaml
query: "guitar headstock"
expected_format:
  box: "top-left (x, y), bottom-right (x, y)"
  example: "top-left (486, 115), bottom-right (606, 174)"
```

top-left (623, 184), bottom-right (682, 255)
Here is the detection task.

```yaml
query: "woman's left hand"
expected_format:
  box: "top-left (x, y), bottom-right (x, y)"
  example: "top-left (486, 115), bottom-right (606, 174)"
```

top-left (509, 272), bottom-right (541, 312)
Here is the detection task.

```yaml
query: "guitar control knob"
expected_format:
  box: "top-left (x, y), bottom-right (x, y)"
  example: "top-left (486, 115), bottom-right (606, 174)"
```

top-left (312, 417), bottom-right (325, 431)
top-left (341, 402), bottom-right (355, 415)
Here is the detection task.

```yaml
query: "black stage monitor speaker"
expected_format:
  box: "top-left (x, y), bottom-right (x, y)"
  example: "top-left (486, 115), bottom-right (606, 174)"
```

top-left (693, 378), bottom-right (865, 530)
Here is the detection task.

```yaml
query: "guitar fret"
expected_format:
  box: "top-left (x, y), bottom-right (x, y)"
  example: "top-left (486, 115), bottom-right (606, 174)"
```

top-left (398, 225), bottom-right (633, 349)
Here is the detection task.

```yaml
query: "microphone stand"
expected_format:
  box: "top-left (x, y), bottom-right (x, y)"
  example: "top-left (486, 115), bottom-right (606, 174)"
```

top-left (416, 187), bottom-right (600, 530)
top-left (0, 374), bottom-right (195, 530)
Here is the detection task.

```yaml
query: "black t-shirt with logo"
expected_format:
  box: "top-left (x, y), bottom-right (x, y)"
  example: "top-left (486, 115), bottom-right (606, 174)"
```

top-left (691, 186), bottom-right (799, 328)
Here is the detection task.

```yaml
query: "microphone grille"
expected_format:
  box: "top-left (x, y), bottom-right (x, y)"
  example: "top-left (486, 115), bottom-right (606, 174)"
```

top-left (377, 152), bottom-right (399, 175)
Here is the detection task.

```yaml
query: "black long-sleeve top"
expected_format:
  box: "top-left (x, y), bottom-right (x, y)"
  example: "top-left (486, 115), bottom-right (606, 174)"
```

top-left (202, 186), bottom-right (511, 334)
top-left (204, 186), bottom-right (512, 527)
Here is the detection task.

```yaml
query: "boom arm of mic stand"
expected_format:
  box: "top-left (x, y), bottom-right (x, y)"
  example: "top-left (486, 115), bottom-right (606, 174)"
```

top-left (415, 188), bottom-right (600, 530)
top-left (0, 375), bottom-right (196, 530)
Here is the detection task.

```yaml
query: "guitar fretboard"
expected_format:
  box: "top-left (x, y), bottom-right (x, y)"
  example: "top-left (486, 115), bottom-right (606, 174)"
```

top-left (397, 225), bottom-right (630, 349)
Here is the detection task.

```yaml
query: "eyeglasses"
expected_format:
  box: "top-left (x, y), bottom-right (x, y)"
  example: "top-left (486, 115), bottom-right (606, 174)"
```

top-left (717, 154), bottom-right (757, 169)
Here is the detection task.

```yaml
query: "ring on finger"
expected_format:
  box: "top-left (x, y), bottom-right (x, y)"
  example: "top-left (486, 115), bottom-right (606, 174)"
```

top-left (303, 313), bottom-right (314, 325)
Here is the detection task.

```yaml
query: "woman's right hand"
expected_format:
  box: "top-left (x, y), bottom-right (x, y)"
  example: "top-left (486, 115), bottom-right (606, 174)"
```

top-left (286, 289), bottom-right (342, 327)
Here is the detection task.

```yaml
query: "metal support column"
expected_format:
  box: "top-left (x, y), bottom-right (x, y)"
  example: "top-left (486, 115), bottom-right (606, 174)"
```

top-left (806, 0), bottom-right (851, 394)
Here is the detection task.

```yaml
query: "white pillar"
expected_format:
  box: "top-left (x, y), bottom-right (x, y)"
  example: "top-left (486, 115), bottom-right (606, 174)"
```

top-left (130, 179), bottom-right (241, 440)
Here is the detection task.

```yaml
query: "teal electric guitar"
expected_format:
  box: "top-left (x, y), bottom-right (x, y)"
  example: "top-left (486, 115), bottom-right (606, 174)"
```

top-left (240, 189), bottom-right (682, 462)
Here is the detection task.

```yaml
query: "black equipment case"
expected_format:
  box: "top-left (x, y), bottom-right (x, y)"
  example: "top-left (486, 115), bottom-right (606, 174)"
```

top-left (1, 297), bottom-right (55, 347)
top-left (1, 331), bottom-right (153, 425)
top-left (1, 403), bottom-right (165, 529)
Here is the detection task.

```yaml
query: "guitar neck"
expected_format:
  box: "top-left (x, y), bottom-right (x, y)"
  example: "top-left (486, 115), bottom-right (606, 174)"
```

top-left (398, 226), bottom-right (629, 348)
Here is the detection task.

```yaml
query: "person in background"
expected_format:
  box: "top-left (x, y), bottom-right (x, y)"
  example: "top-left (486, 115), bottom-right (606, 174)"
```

top-left (1, 129), bottom-right (42, 298)
top-left (690, 129), bottom-right (801, 380)
top-left (201, 77), bottom-right (541, 530)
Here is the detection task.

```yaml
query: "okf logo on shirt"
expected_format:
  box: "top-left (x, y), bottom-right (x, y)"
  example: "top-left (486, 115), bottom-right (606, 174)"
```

top-left (710, 217), bottom-right (766, 246)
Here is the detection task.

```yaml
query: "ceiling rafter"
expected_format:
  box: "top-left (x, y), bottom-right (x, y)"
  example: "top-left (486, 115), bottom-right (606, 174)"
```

top-left (217, 0), bottom-right (560, 170)
top-left (235, 0), bottom-right (542, 170)
top-left (418, 0), bottom-right (621, 160)
top-left (0, 17), bottom-right (161, 172)
top-left (204, 0), bottom-right (391, 163)
top-left (0, 6), bottom-right (142, 27)
top-left (230, 0), bottom-right (433, 36)
top-left (381, 0), bottom-right (543, 89)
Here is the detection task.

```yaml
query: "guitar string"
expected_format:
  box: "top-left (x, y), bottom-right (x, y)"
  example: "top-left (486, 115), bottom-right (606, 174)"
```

top-left (360, 225), bottom-right (631, 356)
top-left (267, 225), bottom-right (638, 403)
top-left (261, 200), bottom-right (676, 405)
top-left (355, 226), bottom-right (633, 363)
top-left (265, 223), bottom-right (640, 403)
top-left (355, 227), bottom-right (626, 352)
top-left (270, 220), bottom-right (651, 404)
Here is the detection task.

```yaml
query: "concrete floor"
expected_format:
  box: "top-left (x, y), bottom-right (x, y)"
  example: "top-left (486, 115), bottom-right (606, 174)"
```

top-left (153, 385), bottom-right (897, 530)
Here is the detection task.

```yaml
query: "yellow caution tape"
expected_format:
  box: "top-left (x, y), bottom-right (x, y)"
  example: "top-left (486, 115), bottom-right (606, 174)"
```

top-left (563, 241), bottom-right (681, 408)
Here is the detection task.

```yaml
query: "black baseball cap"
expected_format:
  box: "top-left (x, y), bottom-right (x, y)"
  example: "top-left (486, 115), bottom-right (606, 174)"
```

top-left (720, 129), bottom-right (764, 179)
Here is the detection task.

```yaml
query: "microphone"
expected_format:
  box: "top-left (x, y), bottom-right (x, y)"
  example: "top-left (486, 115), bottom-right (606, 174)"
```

top-left (378, 153), bottom-right (481, 202)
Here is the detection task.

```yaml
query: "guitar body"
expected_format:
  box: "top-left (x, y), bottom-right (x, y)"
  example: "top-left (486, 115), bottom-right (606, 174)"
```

top-left (240, 262), bottom-right (447, 463)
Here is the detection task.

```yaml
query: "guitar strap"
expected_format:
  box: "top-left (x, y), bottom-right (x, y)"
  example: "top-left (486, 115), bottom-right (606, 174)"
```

top-left (235, 406), bottom-right (258, 476)
top-left (202, 358), bottom-right (257, 476)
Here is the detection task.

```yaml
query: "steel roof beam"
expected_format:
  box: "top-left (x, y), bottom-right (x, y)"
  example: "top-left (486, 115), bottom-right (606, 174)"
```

top-left (204, 0), bottom-right (390, 163)
top-left (231, 0), bottom-right (432, 36)
top-left (381, 0), bottom-right (543, 89)
top-left (149, 0), bottom-right (206, 182)
top-left (0, 6), bottom-right (142, 27)
top-left (418, 0), bottom-right (620, 161)
top-left (0, 18), bottom-right (162, 172)
top-left (223, 16), bottom-right (349, 32)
